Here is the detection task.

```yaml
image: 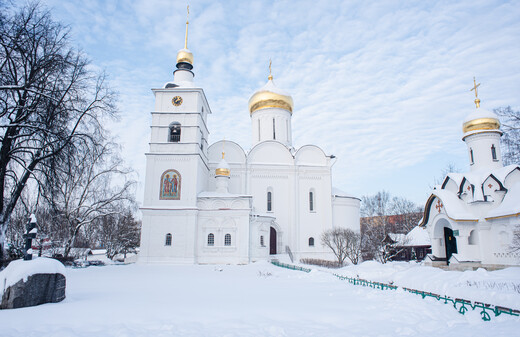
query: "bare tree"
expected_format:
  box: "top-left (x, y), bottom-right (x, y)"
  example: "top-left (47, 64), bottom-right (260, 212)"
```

top-left (344, 229), bottom-right (363, 265)
top-left (494, 106), bottom-right (520, 165)
top-left (42, 140), bottom-right (134, 258)
top-left (0, 3), bottom-right (116, 258)
top-left (360, 191), bottom-right (420, 263)
top-left (321, 228), bottom-right (362, 266)
top-left (98, 210), bottom-right (141, 260)
top-left (389, 196), bottom-right (422, 234)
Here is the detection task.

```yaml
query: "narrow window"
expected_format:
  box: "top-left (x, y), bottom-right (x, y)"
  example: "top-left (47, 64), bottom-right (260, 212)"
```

top-left (165, 233), bottom-right (172, 246)
top-left (207, 233), bottom-right (214, 246)
top-left (267, 191), bottom-right (272, 212)
top-left (169, 122), bottom-right (181, 142)
top-left (260, 235), bottom-right (265, 247)
top-left (470, 148), bottom-right (474, 164)
top-left (273, 118), bottom-right (276, 140)
top-left (224, 233), bottom-right (232, 246)
top-left (309, 191), bottom-right (314, 211)
top-left (491, 144), bottom-right (497, 161)
top-left (309, 237), bottom-right (315, 247)
top-left (258, 120), bottom-right (261, 142)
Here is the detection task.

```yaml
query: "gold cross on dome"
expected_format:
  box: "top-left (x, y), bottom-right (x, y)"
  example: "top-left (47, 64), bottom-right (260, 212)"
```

top-left (470, 77), bottom-right (481, 108)
top-left (268, 59), bottom-right (273, 80)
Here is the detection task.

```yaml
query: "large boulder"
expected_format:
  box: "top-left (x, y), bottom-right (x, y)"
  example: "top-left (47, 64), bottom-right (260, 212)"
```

top-left (0, 258), bottom-right (66, 309)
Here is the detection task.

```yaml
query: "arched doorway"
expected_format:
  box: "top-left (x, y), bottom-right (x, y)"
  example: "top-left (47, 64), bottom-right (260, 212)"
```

top-left (270, 227), bottom-right (277, 255)
top-left (444, 227), bottom-right (458, 264)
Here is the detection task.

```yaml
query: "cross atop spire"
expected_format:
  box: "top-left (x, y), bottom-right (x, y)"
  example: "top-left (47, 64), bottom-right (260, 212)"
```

top-left (470, 76), bottom-right (481, 108)
top-left (184, 5), bottom-right (190, 49)
top-left (268, 59), bottom-right (273, 81)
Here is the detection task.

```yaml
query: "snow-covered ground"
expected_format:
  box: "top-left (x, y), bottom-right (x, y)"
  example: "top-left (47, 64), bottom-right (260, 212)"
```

top-left (331, 261), bottom-right (520, 309)
top-left (1, 260), bottom-right (519, 336)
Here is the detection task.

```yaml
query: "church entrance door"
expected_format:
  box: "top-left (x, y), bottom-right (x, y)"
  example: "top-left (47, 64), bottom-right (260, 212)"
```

top-left (443, 227), bottom-right (457, 264)
top-left (270, 227), bottom-right (277, 255)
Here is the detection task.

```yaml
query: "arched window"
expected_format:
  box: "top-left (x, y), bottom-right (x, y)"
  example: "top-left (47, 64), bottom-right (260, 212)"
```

top-left (165, 233), bottom-right (172, 246)
top-left (309, 237), bottom-right (315, 247)
top-left (309, 190), bottom-right (315, 212)
top-left (224, 233), bottom-right (232, 246)
top-left (169, 122), bottom-right (181, 142)
top-left (470, 148), bottom-right (474, 164)
top-left (468, 230), bottom-right (479, 245)
top-left (207, 233), bottom-right (215, 246)
top-left (273, 118), bottom-right (276, 140)
top-left (491, 144), bottom-right (497, 161)
top-left (267, 191), bottom-right (273, 212)
top-left (260, 235), bottom-right (265, 247)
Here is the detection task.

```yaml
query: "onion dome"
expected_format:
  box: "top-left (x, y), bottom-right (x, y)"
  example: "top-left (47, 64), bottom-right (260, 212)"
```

top-left (215, 153), bottom-right (230, 177)
top-left (176, 48), bottom-right (193, 66)
top-left (248, 76), bottom-right (293, 115)
top-left (462, 109), bottom-right (500, 134)
top-left (462, 78), bottom-right (500, 134)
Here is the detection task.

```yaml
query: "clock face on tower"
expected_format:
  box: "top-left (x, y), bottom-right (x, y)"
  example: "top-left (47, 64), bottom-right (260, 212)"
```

top-left (172, 96), bottom-right (183, 106)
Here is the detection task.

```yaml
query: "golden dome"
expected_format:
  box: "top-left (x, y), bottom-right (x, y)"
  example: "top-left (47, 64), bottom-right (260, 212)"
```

top-left (248, 79), bottom-right (293, 115)
top-left (462, 117), bottom-right (500, 133)
top-left (176, 48), bottom-right (193, 65)
top-left (215, 167), bottom-right (230, 176)
top-left (215, 154), bottom-right (230, 177)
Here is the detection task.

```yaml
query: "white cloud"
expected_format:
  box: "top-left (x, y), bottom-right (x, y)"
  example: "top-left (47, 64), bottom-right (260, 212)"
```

top-left (41, 0), bottom-right (520, 206)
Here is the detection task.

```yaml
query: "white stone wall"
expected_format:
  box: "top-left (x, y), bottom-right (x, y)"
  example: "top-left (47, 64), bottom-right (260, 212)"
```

top-left (251, 108), bottom-right (292, 147)
top-left (332, 196), bottom-right (361, 232)
top-left (139, 209), bottom-right (198, 264)
top-left (463, 131), bottom-right (502, 172)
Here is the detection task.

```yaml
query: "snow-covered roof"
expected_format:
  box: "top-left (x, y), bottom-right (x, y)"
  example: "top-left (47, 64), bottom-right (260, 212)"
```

top-left (487, 181), bottom-right (520, 219)
top-left (331, 187), bottom-right (356, 198)
top-left (431, 190), bottom-right (477, 221)
top-left (462, 108), bottom-right (499, 124)
top-left (422, 165), bottom-right (520, 225)
top-left (404, 226), bottom-right (431, 246)
top-left (255, 79), bottom-right (291, 97)
top-left (388, 233), bottom-right (406, 243)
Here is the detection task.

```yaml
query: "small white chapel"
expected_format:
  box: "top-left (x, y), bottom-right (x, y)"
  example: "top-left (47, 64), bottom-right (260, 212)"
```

top-left (420, 79), bottom-right (520, 269)
top-left (138, 18), bottom-right (360, 264)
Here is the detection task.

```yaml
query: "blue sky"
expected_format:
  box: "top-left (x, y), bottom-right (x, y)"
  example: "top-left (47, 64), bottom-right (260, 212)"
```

top-left (41, 0), bottom-right (520, 206)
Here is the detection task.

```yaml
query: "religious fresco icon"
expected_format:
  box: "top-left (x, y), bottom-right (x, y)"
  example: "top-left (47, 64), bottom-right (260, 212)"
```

top-left (160, 169), bottom-right (181, 200)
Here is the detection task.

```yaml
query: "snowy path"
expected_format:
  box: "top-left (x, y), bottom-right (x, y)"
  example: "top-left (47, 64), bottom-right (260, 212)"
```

top-left (0, 261), bottom-right (518, 336)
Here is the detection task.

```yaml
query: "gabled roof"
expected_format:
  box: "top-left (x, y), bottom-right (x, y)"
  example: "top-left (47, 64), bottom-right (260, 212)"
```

top-left (421, 165), bottom-right (520, 225)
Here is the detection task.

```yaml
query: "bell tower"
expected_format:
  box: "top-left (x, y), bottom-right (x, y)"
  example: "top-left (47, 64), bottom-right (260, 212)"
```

top-left (139, 7), bottom-right (211, 264)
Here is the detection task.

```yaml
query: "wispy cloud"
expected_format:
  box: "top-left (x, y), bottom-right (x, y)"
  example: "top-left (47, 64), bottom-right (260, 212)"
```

top-left (43, 0), bottom-right (520, 205)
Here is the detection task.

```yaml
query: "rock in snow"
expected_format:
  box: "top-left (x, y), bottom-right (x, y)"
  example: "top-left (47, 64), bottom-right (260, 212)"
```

top-left (0, 258), bottom-right (66, 309)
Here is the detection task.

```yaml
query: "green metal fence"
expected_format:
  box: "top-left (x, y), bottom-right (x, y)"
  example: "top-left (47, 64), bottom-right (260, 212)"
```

top-left (271, 260), bottom-right (311, 273)
top-left (270, 261), bottom-right (520, 321)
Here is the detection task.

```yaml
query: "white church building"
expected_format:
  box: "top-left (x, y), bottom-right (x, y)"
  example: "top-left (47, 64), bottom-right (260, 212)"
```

top-left (138, 22), bottom-right (360, 264)
top-left (420, 81), bottom-right (520, 269)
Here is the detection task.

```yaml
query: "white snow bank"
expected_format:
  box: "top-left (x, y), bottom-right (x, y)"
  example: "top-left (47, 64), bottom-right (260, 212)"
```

top-left (1, 258), bottom-right (66, 296)
top-left (0, 262), bottom-right (518, 336)
top-left (333, 261), bottom-right (520, 309)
